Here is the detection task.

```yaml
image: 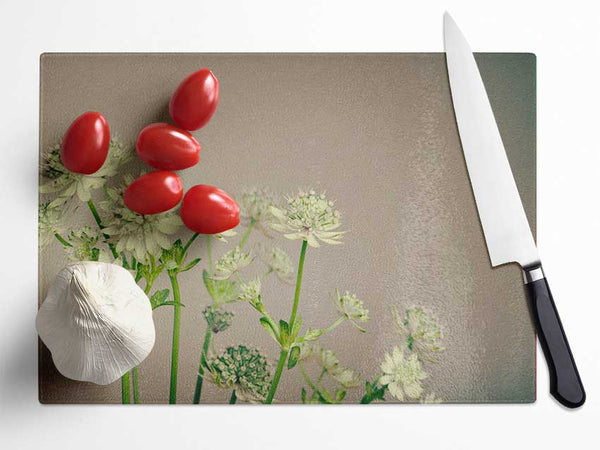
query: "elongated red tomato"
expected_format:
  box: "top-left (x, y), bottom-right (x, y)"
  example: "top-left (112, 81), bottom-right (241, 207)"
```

top-left (136, 123), bottom-right (201, 171)
top-left (169, 69), bottom-right (219, 131)
top-left (181, 185), bottom-right (239, 234)
top-left (61, 111), bottom-right (110, 174)
top-left (124, 171), bottom-right (183, 215)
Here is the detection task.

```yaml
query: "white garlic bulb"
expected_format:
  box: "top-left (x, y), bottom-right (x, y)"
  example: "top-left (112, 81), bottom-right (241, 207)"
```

top-left (36, 261), bottom-right (156, 385)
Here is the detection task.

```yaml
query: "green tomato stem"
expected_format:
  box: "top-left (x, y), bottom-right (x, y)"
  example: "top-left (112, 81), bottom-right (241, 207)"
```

top-left (168, 273), bottom-right (182, 404)
top-left (193, 326), bottom-right (212, 404)
top-left (239, 219), bottom-right (256, 249)
top-left (121, 371), bottom-right (131, 404)
top-left (264, 240), bottom-right (308, 404)
top-left (229, 390), bottom-right (237, 404)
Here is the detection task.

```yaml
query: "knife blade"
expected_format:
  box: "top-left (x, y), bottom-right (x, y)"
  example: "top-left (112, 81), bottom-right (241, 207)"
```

top-left (444, 12), bottom-right (585, 408)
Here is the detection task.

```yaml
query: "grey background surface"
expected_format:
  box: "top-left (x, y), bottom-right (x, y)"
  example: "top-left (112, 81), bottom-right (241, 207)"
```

top-left (39, 53), bottom-right (536, 404)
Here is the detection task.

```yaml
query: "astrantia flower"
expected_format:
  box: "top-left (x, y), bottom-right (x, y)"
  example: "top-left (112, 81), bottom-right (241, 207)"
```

top-left (269, 190), bottom-right (345, 248)
top-left (240, 187), bottom-right (276, 234)
top-left (315, 346), bottom-right (340, 371)
top-left (237, 279), bottom-right (261, 309)
top-left (40, 140), bottom-right (132, 207)
top-left (212, 246), bottom-right (252, 280)
top-left (205, 345), bottom-right (271, 402)
top-left (261, 246), bottom-right (294, 283)
top-left (38, 203), bottom-right (65, 248)
top-left (330, 366), bottom-right (361, 388)
top-left (65, 226), bottom-right (112, 262)
top-left (203, 307), bottom-right (234, 334)
top-left (99, 175), bottom-right (182, 261)
top-left (334, 289), bottom-right (370, 331)
top-left (393, 307), bottom-right (445, 359)
top-left (380, 346), bottom-right (428, 401)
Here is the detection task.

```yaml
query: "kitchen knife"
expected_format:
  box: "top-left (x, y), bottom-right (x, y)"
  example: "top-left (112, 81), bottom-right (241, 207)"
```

top-left (444, 13), bottom-right (585, 408)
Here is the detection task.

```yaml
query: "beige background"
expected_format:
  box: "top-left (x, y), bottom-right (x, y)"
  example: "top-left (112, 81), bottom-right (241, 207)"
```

top-left (39, 53), bottom-right (536, 404)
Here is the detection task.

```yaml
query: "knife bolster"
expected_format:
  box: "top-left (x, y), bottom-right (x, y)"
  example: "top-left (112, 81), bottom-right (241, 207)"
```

top-left (523, 265), bottom-right (545, 284)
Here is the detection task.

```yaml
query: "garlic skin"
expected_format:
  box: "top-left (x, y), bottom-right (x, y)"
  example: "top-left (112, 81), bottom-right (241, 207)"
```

top-left (36, 261), bottom-right (155, 385)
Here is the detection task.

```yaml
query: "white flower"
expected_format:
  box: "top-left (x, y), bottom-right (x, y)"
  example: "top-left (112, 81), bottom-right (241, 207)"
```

top-left (240, 187), bottom-right (276, 234)
top-left (237, 278), bottom-right (261, 308)
top-left (212, 246), bottom-right (252, 280)
top-left (393, 307), bottom-right (445, 359)
top-left (334, 289), bottom-right (370, 331)
top-left (295, 342), bottom-right (316, 362)
top-left (269, 190), bottom-right (345, 248)
top-left (330, 366), bottom-right (361, 388)
top-left (213, 229), bottom-right (237, 243)
top-left (65, 226), bottom-right (112, 262)
top-left (100, 175), bottom-right (182, 261)
top-left (380, 346), bottom-right (428, 401)
top-left (261, 246), bottom-right (294, 283)
top-left (40, 140), bottom-right (132, 207)
top-left (38, 203), bottom-right (65, 248)
top-left (205, 345), bottom-right (271, 403)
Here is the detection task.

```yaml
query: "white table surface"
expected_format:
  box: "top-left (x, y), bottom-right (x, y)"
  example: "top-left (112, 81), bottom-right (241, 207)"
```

top-left (0, 1), bottom-right (598, 449)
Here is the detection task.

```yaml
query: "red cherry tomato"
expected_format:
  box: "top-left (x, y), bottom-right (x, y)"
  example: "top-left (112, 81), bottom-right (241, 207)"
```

top-left (181, 185), bottom-right (240, 234)
top-left (136, 123), bottom-right (201, 171)
top-left (124, 171), bottom-right (183, 215)
top-left (61, 112), bottom-right (110, 174)
top-left (169, 69), bottom-right (219, 131)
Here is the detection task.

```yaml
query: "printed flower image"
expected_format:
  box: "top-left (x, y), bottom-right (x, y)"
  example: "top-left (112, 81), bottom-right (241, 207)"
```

top-left (40, 140), bottom-right (131, 207)
top-left (393, 306), bottom-right (445, 360)
top-left (99, 175), bottom-right (183, 262)
top-left (204, 345), bottom-right (271, 403)
top-left (212, 246), bottom-right (253, 280)
top-left (379, 346), bottom-right (428, 401)
top-left (334, 289), bottom-right (370, 332)
top-left (260, 246), bottom-right (294, 283)
top-left (240, 187), bottom-right (276, 236)
top-left (269, 190), bottom-right (345, 248)
top-left (38, 203), bottom-right (65, 249)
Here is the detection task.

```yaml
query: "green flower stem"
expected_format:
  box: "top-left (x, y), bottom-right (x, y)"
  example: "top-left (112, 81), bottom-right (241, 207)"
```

top-left (299, 362), bottom-right (318, 392)
top-left (229, 390), bottom-right (237, 404)
top-left (265, 348), bottom-right (288, 404)
top-left (54, 233), bottom-right (72, 247)
top-left (168, 273), bottom-right (182, 404)
top-left (323, 316), bottom-right (346, 335)
top-left (86, 199), bottom-right (118, 259)
top-left (264, 240), bottom-right (308, 404)
top-left (131, 367), bottom-right (140, 404)
top-left (206, 235), bottom-right (213, 272)
top-left (288, 240), bottom-right (308, 331)
top-left (193, 326), bottom-right (212, 404)
top-left (239, 219), bottom-right (256, 249)
top-left (121, 371), bottom-right (131, 404)
top-left (130, 282), bottom-right (156, 405)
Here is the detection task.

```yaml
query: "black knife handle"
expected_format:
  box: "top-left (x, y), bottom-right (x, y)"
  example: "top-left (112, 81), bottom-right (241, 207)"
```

top-left (524, 266), bottom-right (585, 408)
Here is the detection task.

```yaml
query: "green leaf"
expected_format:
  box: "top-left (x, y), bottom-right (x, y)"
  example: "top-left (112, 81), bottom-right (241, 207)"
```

top-left (290, 315), bottom-right (302, 342)
top-left (360, 380), bottom-right (387, 404)
top-left (279, 320), bottom-right (290, 346)
top-left (180, 258), bottom-right (201, 272)
top-left (259, 317), bottom-right (280, 344)
top-left (335, 389), bottom-right (347, 403)
top-left (301, 387), bottom-right (308, 404)
top-left (153, 301), bottom-right (185, 310)
top-left (149, 289), bottom-right (170, 309)
top-left (298, 328), bottom-right (325, 343)
top-left (203, 270), bottom-right (238, 306)
top-left (287, 345), bottom-right (300, 369)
